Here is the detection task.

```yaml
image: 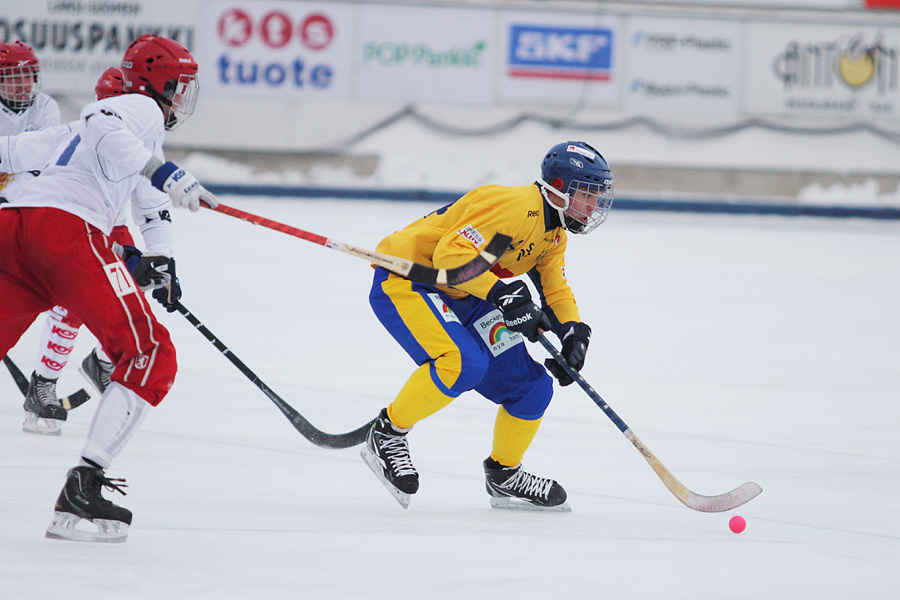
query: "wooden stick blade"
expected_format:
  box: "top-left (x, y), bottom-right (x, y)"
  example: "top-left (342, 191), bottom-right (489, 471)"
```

top-left (683, 482), bottom-right (763, 513)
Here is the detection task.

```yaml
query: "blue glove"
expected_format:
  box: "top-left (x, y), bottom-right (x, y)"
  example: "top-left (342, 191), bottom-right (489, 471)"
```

top-left (488, 280), bottom-right (551, 343)
top-left (544, 322), bottom-right (591, 386)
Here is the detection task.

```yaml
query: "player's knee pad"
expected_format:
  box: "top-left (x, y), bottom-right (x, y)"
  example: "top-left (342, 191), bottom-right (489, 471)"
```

top-left (501, 370), bottom-right (554, 420)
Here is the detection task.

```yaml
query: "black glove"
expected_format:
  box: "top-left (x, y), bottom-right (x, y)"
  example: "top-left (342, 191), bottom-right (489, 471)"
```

top-left (543, 322), bottom-right (591, 386)
top-left (488, 280), bottom-right (551, 343)
top-left (151, 258), bottom-right (181, 312)
top-left (114, 243), bottom-right (180, 311)
top-left (121, 246), bottom-right (171, 291)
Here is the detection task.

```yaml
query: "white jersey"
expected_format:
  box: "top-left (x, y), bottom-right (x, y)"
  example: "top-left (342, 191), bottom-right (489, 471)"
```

top-left (8, 93), bottom-right (173, 255)
top-left (0, 111), bottom-right (174, 255)
top-left (0, 92), bottom-right (60, 135)
top-left (0, 92), bottom-right (61, 196)
top-left (0, 121), bottom-right (76, 174)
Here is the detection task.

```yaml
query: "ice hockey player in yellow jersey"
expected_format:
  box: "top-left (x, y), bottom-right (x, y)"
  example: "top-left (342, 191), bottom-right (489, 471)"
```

top-left (361, 141), bottom-right (614, 511)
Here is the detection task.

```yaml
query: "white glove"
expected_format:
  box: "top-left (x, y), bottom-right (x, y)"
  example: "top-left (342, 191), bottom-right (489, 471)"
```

top-left (142, 158), bottom-right (218, 212)
top-left (161, 167), bottom-right (218, 212)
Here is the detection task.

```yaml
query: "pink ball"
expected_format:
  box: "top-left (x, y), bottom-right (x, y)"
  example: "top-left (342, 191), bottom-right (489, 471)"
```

top-left (729, 515), bottom-right (747, 534)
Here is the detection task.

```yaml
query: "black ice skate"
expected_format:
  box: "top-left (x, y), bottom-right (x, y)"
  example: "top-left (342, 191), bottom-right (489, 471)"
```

top-left (45, 465), bottom-right (132, 543)
top-left (360, 408), bottom-right (419, 509)
top-left (79, 349), bottom-right (114, 394)
top-left (483, 457), bottom-right (571, 512)
top-left (23, 372), bottom-right (67, 435)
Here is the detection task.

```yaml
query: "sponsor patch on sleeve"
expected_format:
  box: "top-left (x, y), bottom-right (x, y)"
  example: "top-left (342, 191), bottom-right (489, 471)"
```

top-left (457, 224), bottom-right (485, 247)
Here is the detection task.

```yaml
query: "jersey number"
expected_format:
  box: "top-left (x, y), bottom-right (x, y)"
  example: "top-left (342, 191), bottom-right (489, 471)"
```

top-left (55, 135), bottom-right (82, 166)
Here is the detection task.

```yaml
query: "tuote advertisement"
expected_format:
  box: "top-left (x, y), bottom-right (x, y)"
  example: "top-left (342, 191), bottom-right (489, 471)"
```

top-left (745, 22), bottom-right (900, 119)
top-left (196, 0), bottom-right (353, 100)
top-left (0, 0), bottom-right (198, 95)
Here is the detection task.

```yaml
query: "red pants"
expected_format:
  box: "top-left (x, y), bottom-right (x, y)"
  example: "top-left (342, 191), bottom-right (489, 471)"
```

top-left (53, 224), bottom-right (135, 329)
top-left (0, 207), bottom-right (176, 406)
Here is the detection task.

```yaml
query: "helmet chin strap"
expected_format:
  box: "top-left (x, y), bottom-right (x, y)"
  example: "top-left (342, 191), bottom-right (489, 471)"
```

top-left (537, 178), bottom-right (572, 230)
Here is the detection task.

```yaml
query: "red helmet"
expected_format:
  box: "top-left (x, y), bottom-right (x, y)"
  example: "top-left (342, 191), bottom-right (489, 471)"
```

top-left (120, 35), bottom-right (199, 130)
top-left (0, 40), bottom-right (41, 112)
top-left (95, 67), bottom-right (126, 100)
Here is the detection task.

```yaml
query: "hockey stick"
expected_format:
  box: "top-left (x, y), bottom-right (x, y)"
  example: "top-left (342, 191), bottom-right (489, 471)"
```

top-left (174, 302), bottom-right (373, 450)
top-left (204, 201), bottom-right (511, 286)
top-left (538, 334), bottom-right (762, 513)
top-left (3, 355), bottom-right (92, 410)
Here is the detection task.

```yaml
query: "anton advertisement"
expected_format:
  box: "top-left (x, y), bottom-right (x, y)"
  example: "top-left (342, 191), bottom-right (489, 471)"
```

top-left (0, 1), bottom-right (197, 95)
top-left (746, 23), bottom-right (900, 119)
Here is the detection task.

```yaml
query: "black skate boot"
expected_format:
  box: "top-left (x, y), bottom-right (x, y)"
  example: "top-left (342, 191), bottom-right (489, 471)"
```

top-left (23, 372), bottom-right (67, 435)
top-left (45, 464), bottom-right (132, 543)
top-left (483, 457), bottom-right (570, 512)
top-left (79, 349), bottom-right (114, 394)
top-left (360, 408), bottom-right (419, 508)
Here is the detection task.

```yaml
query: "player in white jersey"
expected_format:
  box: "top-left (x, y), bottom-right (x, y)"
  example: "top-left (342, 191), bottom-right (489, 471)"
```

top-left (0, 41), bottom-right (60, 197)
top-left (0, 67), bottom-right (175, 435)
top-left (0, 34), bottom-right (217, 543)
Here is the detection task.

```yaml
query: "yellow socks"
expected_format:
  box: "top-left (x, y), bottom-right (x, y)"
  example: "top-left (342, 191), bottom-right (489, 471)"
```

top-left (490, 405), bottom-right (541, 467)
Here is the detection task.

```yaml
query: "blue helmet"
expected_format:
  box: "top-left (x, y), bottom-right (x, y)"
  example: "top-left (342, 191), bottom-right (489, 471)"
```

top-left (538, 141), bottom-right (614, 234)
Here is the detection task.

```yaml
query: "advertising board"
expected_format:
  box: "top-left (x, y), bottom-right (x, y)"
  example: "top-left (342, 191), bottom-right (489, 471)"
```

top-left (623, 17), bottom-right (743, 117)
top-left (745, 22), bottom-right (900, 119)
top-left (197, 0), bottom-right (353, 100)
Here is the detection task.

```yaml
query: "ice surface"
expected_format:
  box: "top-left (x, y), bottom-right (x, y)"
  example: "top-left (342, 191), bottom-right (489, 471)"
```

top-left (2, 198), bottom-right (898, 599)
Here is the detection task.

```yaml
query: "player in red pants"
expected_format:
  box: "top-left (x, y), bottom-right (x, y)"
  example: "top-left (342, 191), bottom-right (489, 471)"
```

top-left (1, 67), bottom-right (178, 435)
top-left (0, 35), bottom-right (216, 542)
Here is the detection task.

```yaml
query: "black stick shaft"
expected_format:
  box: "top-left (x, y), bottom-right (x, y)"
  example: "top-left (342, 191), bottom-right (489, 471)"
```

top-left (174, 302), bottom-right (371, 449)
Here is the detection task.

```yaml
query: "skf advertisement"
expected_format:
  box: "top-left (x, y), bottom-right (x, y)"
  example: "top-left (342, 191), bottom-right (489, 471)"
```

top-left (0, 1), bottom-right (197, 94)
top-left (354, 4), bottom-right (493, 104)
top-left (198, 1), bottom-right (352, 100)
top-left (624, 18), bottom-right (742, 117)
top-left (497, 11), bottom-right (622, 106)
top-left (746, 23), bottom-right (900, 119)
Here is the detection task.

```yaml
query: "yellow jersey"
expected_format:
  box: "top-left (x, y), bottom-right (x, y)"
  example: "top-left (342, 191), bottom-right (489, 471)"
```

top-left (376, 183), bottom-right (580, 325)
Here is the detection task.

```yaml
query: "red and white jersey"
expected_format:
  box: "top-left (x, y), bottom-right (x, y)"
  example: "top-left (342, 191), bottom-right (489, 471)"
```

top-left (8, 93), bottom-right (172, 253)
top-left (0, 111), bottom-right (173, 255)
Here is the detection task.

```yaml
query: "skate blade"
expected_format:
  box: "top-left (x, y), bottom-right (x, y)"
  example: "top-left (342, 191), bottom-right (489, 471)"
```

top-left (45, 512), bottom-right (129, 543)
top-left (360, 447), bottom-right (411, 509)
top-left (22, 412), bottom-right (64, 436)
top-left (489, 496), bottom-right (572, 513)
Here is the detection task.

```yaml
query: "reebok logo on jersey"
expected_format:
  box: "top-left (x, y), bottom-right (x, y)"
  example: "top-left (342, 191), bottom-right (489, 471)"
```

top-left (457, 224), bottom-right (485, 247)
